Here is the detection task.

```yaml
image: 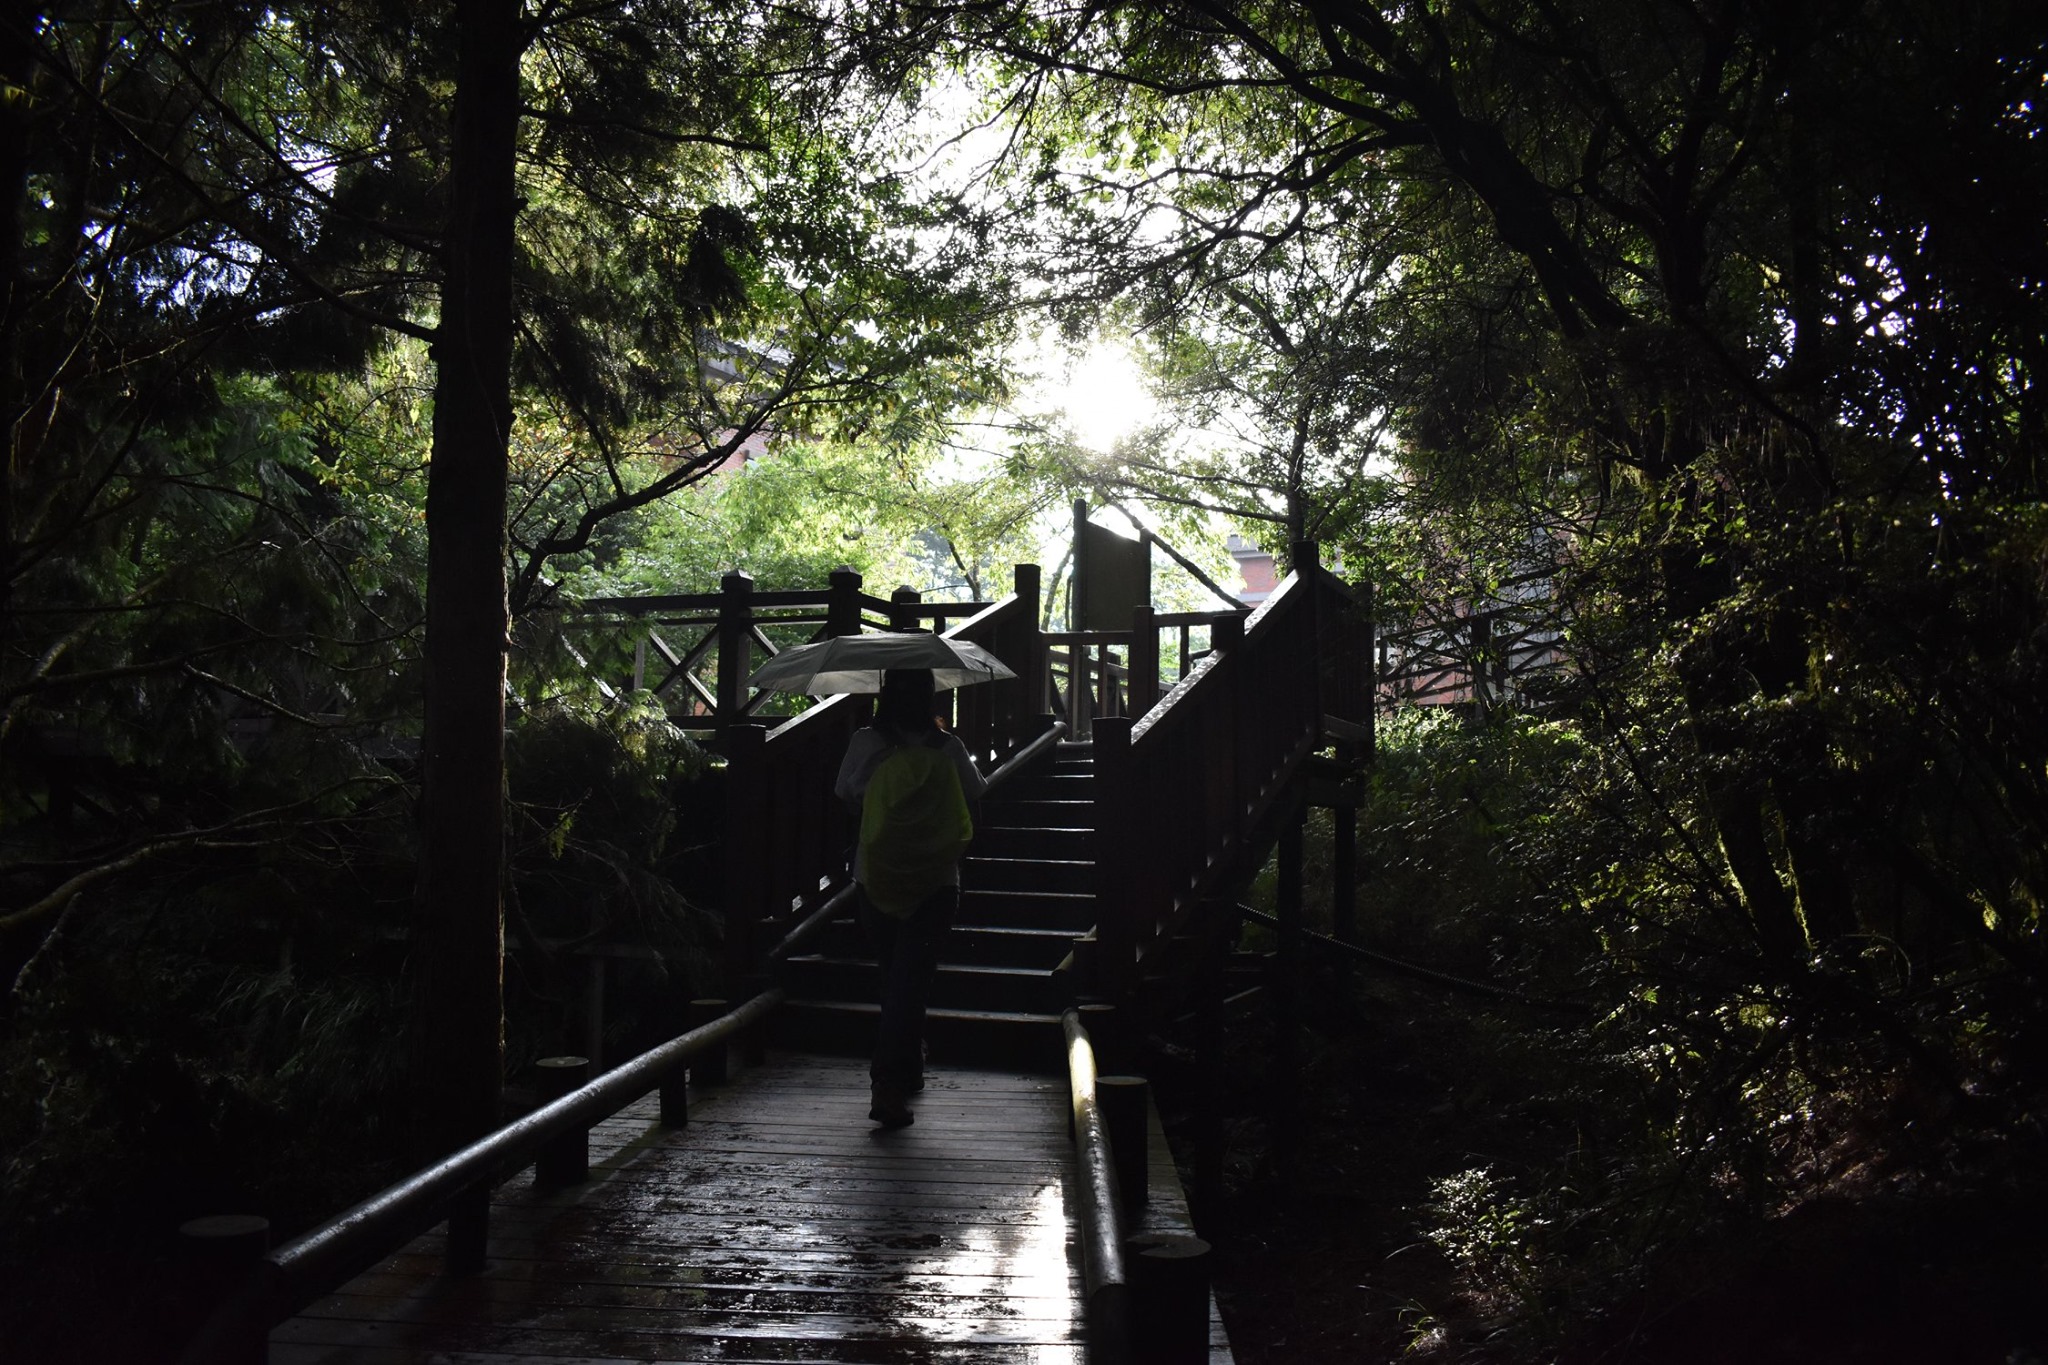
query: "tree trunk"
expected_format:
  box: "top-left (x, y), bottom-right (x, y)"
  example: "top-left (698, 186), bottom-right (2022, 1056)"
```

top-left (410, 0), bottom-right (522, 1160)
top-left (1707, 782), bottom-right (1807, 966)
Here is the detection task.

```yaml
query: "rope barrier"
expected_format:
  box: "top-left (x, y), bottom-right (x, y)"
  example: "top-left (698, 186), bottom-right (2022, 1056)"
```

top-left (1234, 904), bottom-right (1594, 1017)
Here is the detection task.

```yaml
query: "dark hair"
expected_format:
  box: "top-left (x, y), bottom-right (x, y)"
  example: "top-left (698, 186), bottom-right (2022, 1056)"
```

top-left (874, 668), bottom-right (938, 734)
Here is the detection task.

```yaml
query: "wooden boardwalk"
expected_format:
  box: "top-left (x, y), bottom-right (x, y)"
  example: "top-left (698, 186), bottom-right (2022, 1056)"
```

top-left (272, 1053), bottom-right (1089, 1363)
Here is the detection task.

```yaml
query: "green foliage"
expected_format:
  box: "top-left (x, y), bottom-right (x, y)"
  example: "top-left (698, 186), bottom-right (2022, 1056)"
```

top-left (499, 696), bottom-right (723, 1062)
top-left (5, 10), bottom-right (1031, 1355)
top-left (553, 436), bottom-right (1054, 606)
top-left (1422, 1166), bottom-right (1557, 1318)
top-left (8, 0), bottom-right (2045, 1353)
top-left (1355, 680), bottom-right (2046, 1348)
top-left (0, 790), bottom-right (419, 1244)
top-left (972, 0), bottom-right (2047, 1189)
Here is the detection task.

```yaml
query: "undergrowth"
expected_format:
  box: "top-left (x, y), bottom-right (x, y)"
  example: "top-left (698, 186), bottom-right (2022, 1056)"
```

top-left (1180, 705), bottom-right (2048, 1364)
top-left (0, 695), bottom-right (721, 1363)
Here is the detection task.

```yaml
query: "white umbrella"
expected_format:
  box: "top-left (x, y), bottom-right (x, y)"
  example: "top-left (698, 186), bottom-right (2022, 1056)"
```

top-left (747, 631), bottom-right (1017, 695)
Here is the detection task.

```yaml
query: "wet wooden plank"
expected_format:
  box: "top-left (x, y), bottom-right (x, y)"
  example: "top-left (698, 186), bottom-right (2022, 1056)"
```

top-left (546, 1158), bottom-right (1074, 1190)
top-left (271, 1052), bottom-right (1088, 1365)
top-left (366, 1247), bottom-right (1070, 1293)
top-left (274, 1336), bottom-right (1080, 1365)
top-left (325, 1270), bottom-right (1079, 1313)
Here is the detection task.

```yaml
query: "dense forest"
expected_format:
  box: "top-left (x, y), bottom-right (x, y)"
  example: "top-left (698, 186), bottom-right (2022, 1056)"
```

top-left (3, 2), bottom-right (2044, 1361)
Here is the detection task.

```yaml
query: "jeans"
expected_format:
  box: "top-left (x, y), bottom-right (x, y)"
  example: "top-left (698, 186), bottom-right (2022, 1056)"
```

top-left (858, 883), bottom-right (957, 1090)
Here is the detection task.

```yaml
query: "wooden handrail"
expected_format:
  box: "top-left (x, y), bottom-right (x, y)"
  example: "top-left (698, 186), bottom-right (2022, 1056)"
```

top-left (181, 988), bottom-right (786, 1365)
top-left (1063, 1007), bottom-right (1130, 1365)
top-left (858, 590), bottom-right (991, 618)
top-left (1377, 598), bottom-right (1565, 708)
top-left (1091, 549), bottom-right (1369, 1004)
top-left (571, 587), bottom-right (853, 614)
top-left (980, 718), bottom-right (1067, 796)
top-left (1043, 630), bottom-right (1135, 646)
top-left (765, 883), bottom-right (859, 964)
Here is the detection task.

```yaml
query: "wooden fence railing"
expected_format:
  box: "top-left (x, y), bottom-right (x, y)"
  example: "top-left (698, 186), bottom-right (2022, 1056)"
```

top-left (1091, 544), bottom-right (1372, 1004)
top-left (549, 567), bottom-right (1247, 741)
top-left (935, 565), bottom-right (1051, 769)
top-left (715, 564), bottom-right (1055, 993)
top-left (1045, 609), bottom-right (1237, 738)
top-left (177, 555), bottom-right (1367, 1362)
top-left (180, 988), bottom-right (785, 1365)
top-left (547, 554), bottom-right (1371, 1001)
top-left (1376, 596), bottom-right (1565, 711)
top-left (542, 568), bottom-right (992, 729)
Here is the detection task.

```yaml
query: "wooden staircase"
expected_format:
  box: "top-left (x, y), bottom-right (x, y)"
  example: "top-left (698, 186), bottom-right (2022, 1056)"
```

top-left (186, 554), bottom-right (1366, 1362)
top-left (772, 740), bottom-right (1097, 1072)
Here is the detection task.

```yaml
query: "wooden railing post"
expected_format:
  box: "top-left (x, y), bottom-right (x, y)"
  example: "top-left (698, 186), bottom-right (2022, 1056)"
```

top-left (1066, 637), bottom-right (1089, 739)
top-left (720, 723), bottom-right (768, 993)
top-left (533, 1056), bottom-right (590, 1187)
top-left (1275, 795), bottom-right (1305, 1184)
top-left (890, 584), bottom-right (922, 631)
top-left (1092, 715), bottom-right (1137, 1006)
top-left (1344, 576), bottom-right (1376, 750)
top-left (1291, 539), bottom-right (1322, 731)
top-left (1128, 603), bottom-right (1158, 718)
top-left (659, 1055), bottom-right (690, 1126)
top-left (1192, 921), bottom-right (1226, 1224)
top-left (716, 569), bottom-right (754, 725)
top-left (1210, 613), bottom-right (1243, 826)
top-left (445, 1184), bottom-right (488, 1277)
top-left (1125, 1231), bottom-right (1213, 1364)
top-left (180, 1215), bottom-right (272, 1365)
top-left (1099, 1074), bottom-right (1150, 1215)
top-left (1332, 798), bottom-right (1358, 994)
top-left (1362, 580), bottom-right (1377, 756)
top-left (1013, 563), bottom-right (1046, 737)
top-left (826, 565), bottom-right (863, 637)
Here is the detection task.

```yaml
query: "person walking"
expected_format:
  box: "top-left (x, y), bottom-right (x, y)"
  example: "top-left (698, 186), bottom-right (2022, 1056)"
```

top-left (835, 667), bottom-right (986, 1127)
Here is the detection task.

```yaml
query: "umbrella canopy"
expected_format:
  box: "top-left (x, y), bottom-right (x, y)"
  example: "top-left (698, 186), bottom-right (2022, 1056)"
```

top-left (747, 631), bottom-right (1017, 695)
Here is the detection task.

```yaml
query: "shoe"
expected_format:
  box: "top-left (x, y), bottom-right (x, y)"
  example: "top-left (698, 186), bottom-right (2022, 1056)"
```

top-left (869, 1085), bottom-right (914, 1128)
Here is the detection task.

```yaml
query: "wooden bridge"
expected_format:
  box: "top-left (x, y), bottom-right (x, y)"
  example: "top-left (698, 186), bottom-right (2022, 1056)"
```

top-left (184, 543), bottom-right (1374, 1365)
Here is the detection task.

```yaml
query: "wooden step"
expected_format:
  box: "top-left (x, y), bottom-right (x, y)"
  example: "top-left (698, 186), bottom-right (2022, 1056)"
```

top-left (781, 955), bottom-right (1068, 1015)
top-left (798, 920), bottom-right (1076, 970)
top-left (962, 855), bottom-right (1094, 894)
top-left (770, 1000), bottom-right (1067, 1073)
top-left (948, 923), bottom-right (1080, 968)
top-left (1000, 771), bottom-right (1096, 802)
top-left (959, 887), bottom-right (1096, 931)
top-left (972, 825), bottom-right (1093, 861)
top-left (988, 798), bottom-right (1094, 827)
